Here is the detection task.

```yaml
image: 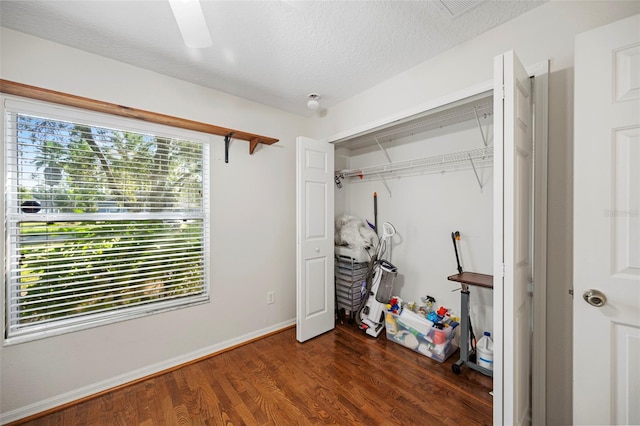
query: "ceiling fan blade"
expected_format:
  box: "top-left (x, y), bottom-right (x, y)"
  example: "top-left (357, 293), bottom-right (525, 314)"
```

top-left (168, 0), bottom-right (212, 48)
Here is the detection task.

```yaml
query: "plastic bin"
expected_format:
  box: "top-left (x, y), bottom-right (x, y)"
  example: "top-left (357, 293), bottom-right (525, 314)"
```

top-left (384, 310), bottom-right (458, 363)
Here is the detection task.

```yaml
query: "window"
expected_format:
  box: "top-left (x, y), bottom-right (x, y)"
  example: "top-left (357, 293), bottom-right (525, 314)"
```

top-left (3, 98), bottom-right (209, 344)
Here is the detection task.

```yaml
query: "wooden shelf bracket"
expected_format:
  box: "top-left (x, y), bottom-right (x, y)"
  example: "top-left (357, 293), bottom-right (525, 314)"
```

top-left (249, 137), bottom-right (260, 155)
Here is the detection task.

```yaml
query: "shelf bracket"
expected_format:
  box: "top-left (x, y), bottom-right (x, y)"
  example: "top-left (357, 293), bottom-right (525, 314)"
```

top-left (249, 137), bottom-right (260, 155)
top-left (474, 107), bottom-right (488, 147)
top-left (375, 137), bottom-right (392, 164)
top-left (377, 173), bottom-right (392, 198)
top-left (224, 132), bottom-right (234, 164)
top-left (468, 153), bottom-right (483, 190)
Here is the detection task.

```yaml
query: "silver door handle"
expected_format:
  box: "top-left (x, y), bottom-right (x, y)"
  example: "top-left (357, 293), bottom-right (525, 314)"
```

top-left (583, 289), bottom-right (607, 307)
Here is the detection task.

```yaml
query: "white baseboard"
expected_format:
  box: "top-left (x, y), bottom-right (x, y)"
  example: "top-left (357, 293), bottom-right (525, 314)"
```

top-left (0, 319), bottom-right (296, 425)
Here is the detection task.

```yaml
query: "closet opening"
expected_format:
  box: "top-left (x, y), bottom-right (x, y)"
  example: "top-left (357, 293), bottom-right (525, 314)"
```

top-left (332, 91), bottom-right (496, 365)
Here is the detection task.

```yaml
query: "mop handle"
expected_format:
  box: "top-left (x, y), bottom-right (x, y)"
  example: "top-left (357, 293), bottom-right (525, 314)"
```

top-left (373, 192), bottom-right (378, 236)
top-left (451, 231), bottom-right (463, 274)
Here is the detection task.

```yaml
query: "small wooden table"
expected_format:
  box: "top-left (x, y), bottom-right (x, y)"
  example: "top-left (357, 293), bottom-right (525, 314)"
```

top-left (447, 272), bottom-right (493, 290)
top-left (448, 272), bottom-right (494, 377)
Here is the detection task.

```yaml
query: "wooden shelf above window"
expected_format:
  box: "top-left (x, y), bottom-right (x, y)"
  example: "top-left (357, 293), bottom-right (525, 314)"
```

top-left (0, 79), bottom-right (278, 155)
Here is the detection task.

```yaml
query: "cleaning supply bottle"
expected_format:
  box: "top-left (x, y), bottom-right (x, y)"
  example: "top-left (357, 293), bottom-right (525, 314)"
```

top-left (476, 331), bottom-right (494, 370)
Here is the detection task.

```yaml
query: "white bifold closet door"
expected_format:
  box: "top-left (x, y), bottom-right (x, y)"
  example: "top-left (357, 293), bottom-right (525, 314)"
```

top-left (494, 50), bottom-right (533, 426)
top-left (295, 136), bottom-right (335, 343)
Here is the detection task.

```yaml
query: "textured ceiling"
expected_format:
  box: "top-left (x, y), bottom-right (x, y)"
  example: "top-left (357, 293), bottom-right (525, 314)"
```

top-left (0, 0), bottom-right (545, 116)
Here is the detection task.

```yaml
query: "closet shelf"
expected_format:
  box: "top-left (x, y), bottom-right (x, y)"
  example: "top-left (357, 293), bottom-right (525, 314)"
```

top-left (336, 145), bottom-right (493, 181)
top-left (333, 93), bottom-right (492, 152)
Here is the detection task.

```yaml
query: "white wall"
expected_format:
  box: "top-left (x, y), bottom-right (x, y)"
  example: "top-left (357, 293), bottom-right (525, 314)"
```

top-left (313, 1), bottom-right (640, 424)
top-left (0, 28), bottom-right (309, 423)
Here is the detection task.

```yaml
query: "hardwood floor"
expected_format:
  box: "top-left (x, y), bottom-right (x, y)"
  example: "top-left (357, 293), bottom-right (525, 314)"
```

top-left (14, 322), bottom-right (492, 425)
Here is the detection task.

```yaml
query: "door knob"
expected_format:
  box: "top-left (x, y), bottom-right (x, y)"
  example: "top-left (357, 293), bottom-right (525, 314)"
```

top-left (583, 289), bottom-right (607, 307)
top-left (315, 248), bottom-right (320, 253)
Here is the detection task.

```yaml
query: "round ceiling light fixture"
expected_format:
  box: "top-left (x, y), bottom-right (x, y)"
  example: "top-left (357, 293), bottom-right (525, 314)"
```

top-left (307, 93), bottom-right (320, 110)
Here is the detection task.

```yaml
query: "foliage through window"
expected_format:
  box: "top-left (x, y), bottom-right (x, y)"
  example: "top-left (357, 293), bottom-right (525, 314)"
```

top-left (4, 98), bottom-right (209, 343)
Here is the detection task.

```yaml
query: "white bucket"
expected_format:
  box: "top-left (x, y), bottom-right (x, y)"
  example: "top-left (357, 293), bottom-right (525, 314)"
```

top-left (477, 331), bottom-right (493, 370)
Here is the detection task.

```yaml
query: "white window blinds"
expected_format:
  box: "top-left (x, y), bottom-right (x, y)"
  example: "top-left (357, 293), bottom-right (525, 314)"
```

top-left (4, 98), bottom-right (209, 343)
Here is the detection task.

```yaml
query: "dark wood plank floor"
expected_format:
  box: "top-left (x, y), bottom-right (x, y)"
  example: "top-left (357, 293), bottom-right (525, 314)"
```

top-left (14, 322), bottom-right (492, 425)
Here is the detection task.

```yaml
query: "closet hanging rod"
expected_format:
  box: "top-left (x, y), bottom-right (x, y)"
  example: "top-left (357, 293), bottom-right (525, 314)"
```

top-left (337, 146), bottom-right (493, 179)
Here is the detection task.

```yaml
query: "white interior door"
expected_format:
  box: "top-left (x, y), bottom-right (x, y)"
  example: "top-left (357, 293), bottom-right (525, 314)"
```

top-left (296, 136), bottom-right (335, 343)
top-left (494, 50), bottom-right (533, 426)
top-left (574, 14), bottom-right (640, 425)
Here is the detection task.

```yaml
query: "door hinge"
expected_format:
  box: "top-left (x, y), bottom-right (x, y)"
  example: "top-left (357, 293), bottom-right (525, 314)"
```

top-left (501, 85), bottom-right (505, 100)
top-left (501, 263), bottom-right (505, 277)
top-left (568, 288), bottom-right (574, 297)
top-left (528, 281), bottom-right (534, 295)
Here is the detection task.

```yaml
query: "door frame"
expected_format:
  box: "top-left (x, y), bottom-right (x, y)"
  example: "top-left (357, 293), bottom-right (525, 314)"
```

top-left (324, 60), bottom-right (549, 425)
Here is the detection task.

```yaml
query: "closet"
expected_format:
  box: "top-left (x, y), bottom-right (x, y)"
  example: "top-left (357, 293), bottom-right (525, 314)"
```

top-left (333, 91), bottom-right (495, 334)
top-left (296, 50), bottom-right (548, 425)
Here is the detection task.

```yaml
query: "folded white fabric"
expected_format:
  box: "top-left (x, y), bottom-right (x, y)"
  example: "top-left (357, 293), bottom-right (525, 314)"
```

top-left (397, 309), bottom-right (433, 336)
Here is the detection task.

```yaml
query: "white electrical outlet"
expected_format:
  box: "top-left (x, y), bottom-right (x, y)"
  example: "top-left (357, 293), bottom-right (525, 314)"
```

top-left (267, 291), bottom-right (275, 305)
